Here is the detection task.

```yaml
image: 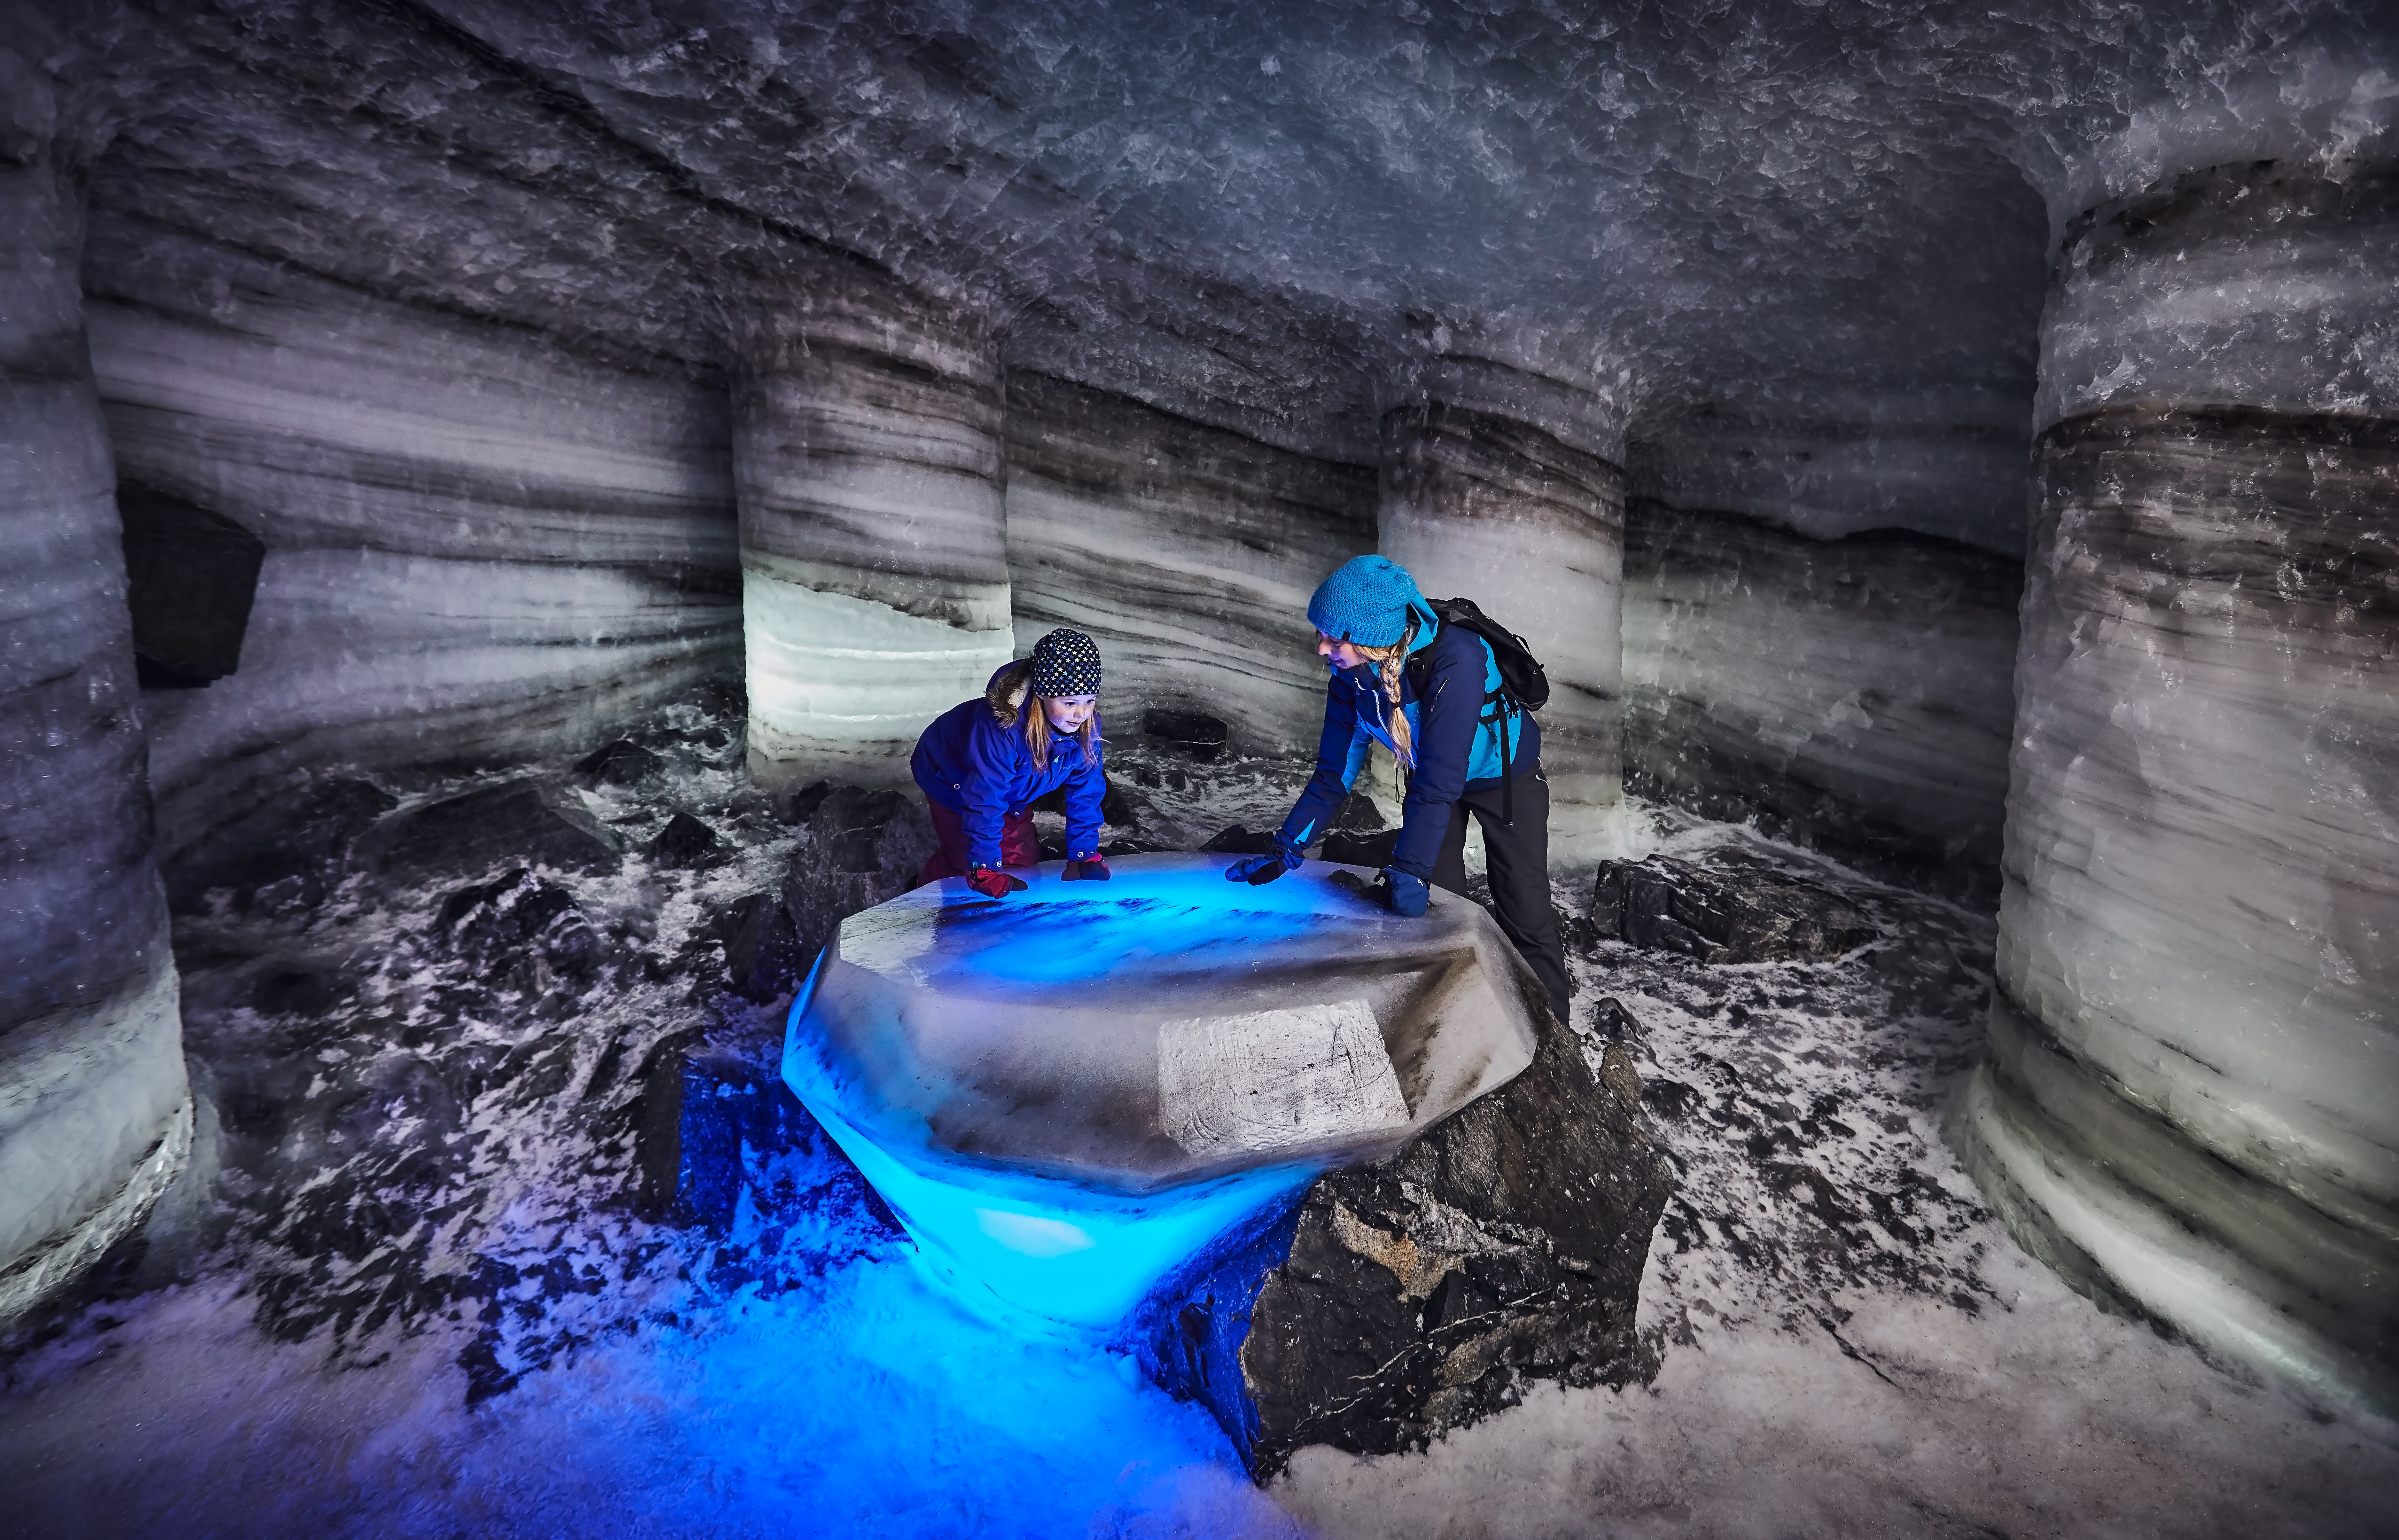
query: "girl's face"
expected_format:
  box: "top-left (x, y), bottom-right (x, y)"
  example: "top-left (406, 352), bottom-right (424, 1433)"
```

top-left (1316, 631), bottom-right (1372, 672)
top-left (1042, 694), bottom-right (1097, 732)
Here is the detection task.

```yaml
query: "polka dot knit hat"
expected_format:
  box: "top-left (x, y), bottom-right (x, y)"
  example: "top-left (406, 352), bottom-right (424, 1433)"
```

top-left (1030, 628), bottom-right (1103, 697)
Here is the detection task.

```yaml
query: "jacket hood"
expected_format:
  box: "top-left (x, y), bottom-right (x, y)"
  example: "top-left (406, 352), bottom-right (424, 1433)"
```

top-left (986, 659), bottom-right (1033, 725)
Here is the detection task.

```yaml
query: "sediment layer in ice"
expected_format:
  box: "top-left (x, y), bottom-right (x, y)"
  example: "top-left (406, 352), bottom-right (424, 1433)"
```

top-left (0, 154), bottom-right (190, 1304)
top-left (83, 220), bottom-right (741, 867)
top-left (1621, 501), bottom-right (2020, 888)
top-left (1970, 403), bottom-right (2399, 1409)
top-left (734, 279), bottom-right (1013, 788)
top-left (2038, 162), bottom-right (2399, 433)
top-left (1005, 373), bottom-right (1377, 757)
top-left (1379, 398), bottom-right (1626, 819)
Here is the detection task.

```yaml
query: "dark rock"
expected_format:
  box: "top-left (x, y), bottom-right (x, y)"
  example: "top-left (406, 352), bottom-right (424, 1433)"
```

top-left (1590, 854), bottom-right (1877, 963)
top-left (1332, 792), bottom-right (1386, 832)
top-left (117, 480), bottom-right (267, 687)
top-left (434, 867), bottom-right (608, 985)
top-left (780, 786), bottom-right (937, 962)
top-left (692, 675), bottom-right (747, 720)
top-left (1140, 1006), bottom-right (1674, 1478)
top-left (1203, 824), bottom-right (1282, 856)
top-left (1144, 708), bottom-right (1230, 762)
top-left (637, 1047), bottom-right (818, 1230)
top-left (647, 811), bottom-right (726, 869)
top-left (249, 965), bottom-right (345, 1017)
top-left (223, 772), bottom-right (400, 907)
top-left (1588, 994), bottom-right (1642, 1044)
top-left (1026, 773), bottom-right (1139, 827)
top-left (1319, 828), bottom-right (1400, 868)
top-left (771, 780), bottom-right (836, 824)
top-left (1317, 792), bottom-right (1399, 867)
top-left (574, 738), bottom-right (665, 789)
top-left (633, 1043), bottom-right (901, 1265)
top-left (716, 892), bottom-right (807, 1002)
top-left (355, 777), bottom-right (621, 879)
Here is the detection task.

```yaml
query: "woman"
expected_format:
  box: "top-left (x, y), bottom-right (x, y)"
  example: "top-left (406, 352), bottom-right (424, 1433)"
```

top-left (1226, 555), bottom-right (1571, 1023)
top-left (912, 627), bottom-right (1112, 895)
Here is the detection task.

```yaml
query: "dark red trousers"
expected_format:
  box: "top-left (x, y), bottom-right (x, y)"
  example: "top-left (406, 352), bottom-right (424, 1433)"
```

top-left (917, 798), bottom-right (1041, 886)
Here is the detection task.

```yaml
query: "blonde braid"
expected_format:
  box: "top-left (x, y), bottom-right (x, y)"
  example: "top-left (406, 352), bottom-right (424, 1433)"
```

top-left (1352, 620), bottom-right (1418, 769)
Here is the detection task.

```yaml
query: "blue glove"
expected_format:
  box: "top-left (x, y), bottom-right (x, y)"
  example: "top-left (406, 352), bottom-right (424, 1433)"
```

top-left (1384, 868), bottom-right (1430, 917)
top-left (1226, 837), bottom-right (1304, 886)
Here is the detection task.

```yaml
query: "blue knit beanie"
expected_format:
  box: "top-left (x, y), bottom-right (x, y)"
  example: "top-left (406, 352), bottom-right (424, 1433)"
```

top-left (1030, 628), bottom-right (1103, 696)
top-left (1307, 555), bottom-right (1430, 647)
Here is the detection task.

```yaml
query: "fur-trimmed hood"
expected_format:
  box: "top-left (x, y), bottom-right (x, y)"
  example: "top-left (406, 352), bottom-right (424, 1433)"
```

top-left (984, 659), bottom-right (1034, 726)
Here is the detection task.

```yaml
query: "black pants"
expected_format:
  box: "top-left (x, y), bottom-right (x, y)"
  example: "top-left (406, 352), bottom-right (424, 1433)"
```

top-left (1429, 769), bottom-right (1572, 1026)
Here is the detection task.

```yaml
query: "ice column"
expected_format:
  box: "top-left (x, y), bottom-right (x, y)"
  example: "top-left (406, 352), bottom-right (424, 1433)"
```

top-left (0, 116), bottom-right (192, 1321)
top-left (1951, 159), bottom-right (2399, 1412)
top-left (735, 274), bottom-right (1013, 789)
top-left (1378, 363), bottom-right (1627, 857)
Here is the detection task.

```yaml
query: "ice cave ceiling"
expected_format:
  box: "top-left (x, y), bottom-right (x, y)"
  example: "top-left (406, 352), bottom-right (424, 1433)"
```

top-left (49, 0), bottom-right (2398, 551)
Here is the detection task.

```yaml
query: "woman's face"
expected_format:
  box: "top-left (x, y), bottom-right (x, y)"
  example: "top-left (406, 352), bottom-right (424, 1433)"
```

top-left (1316, 631), bottom-right (1372, 672)
top-left (1043, 693), bottom-right (1097, 731)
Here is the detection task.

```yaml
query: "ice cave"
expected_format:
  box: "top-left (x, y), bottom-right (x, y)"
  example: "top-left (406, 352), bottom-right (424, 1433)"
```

top-left (1, 1), bottom-right (2394, 1534)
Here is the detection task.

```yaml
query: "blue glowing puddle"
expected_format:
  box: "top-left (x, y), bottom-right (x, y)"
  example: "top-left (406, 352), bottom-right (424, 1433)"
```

top-left (784, 851), bottom-right (1543, 1331)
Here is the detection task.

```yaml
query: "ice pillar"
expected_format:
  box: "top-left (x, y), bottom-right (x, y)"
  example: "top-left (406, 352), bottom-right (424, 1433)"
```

top-left (0, 105), bottom-right (192, 1321)
top-left (734, 273), bottom-right (1013, 789)
top-left (1378, 365), bottom-right (1626, 858)
top-left (1950, 159), bottom-right (2399, 1412)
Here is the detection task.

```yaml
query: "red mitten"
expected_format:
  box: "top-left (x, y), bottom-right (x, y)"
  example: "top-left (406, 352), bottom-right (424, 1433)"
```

top-left (967, 866), bottom-right (1027, 898)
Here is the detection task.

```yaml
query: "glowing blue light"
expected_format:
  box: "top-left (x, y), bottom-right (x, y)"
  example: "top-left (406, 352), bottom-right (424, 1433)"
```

top-left (785, 1015), bottom-right (1316, 1331)
top-left (878, 864), bottom-right (1340, 991)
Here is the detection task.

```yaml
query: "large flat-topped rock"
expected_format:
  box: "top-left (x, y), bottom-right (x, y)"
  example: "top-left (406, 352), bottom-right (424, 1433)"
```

top-left (785, 853), bottom-right (1544, 1195)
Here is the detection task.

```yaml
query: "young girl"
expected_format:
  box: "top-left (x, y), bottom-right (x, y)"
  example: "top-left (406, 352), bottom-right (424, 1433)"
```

top-left (1225, 555), bottom-right (1570, 1023)
top-left (912, 627), bottom-right (1111, 895)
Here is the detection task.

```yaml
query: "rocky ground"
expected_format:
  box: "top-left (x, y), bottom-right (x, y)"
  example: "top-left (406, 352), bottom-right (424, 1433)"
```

top-left (1, 685), bottom-right (2393, 1538)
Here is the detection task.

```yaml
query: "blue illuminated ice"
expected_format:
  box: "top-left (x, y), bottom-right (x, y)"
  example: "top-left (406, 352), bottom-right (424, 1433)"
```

top-left (782, 852), bottom-right (1545, 1327)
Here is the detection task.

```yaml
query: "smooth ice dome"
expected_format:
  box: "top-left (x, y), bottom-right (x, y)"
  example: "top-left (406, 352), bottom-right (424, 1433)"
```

top-left (780, 851), bottom-right (1546, 1324)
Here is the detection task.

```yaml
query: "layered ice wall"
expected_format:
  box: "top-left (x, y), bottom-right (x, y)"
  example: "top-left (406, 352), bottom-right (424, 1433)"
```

top-left (1004, 372), bottom-right (1376, 755)
top-left (1621, 503), bottom-right (2020, 890)
top-left (736, 273), bottom-right (1013, 789)
top-left (0, 128), bottom-right (190, 1321)
top-left (1952, 160), bottom-right (2399, 1411)
top-left (81, 218), bottom-right (741, 877)
top-left (1379, 363), bottom-right (1627, 851)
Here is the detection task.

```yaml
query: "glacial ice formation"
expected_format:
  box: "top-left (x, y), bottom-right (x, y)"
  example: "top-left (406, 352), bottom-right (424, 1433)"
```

top-left (83, 217), bottom-right (741, 875)
top-left (1622, 503), bottom-right (2021, 889)
top-left (734, 273), bottom-right (1015, 788)
top-left (1380, 390), bottom-right (1628, 850)
top-left (1005, 372), bottom-right (1377, 757)
top-left (781, 852), bottom-right (1544, 1325)
top-left (1952, 158), bottom-right (2399, 1413)
top-left (0, 132), bottom-right (190, 1321)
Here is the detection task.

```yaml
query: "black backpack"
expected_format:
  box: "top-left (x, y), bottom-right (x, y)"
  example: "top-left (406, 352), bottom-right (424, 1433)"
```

top-left (1405, 596), bottom-right (1550, 822)
top-left (1426, 597), bottom-right (1549, 712)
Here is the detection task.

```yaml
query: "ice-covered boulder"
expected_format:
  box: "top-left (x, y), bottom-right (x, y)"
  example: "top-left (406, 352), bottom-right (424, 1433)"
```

top-left (781, 852), bottom-right (1546, 1325)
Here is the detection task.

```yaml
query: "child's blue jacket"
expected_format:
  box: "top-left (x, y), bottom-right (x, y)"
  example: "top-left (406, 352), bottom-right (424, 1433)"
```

top-left (912, 661), bottom-right (1106, 868)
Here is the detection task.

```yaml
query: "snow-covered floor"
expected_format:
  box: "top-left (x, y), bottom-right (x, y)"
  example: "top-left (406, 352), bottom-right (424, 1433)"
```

top-left (3, 714), bottom-right (2393, 1538)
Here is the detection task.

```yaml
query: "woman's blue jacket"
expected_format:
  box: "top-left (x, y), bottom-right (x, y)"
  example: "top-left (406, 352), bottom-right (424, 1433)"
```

top-left (1276, 615), bottom-right (1538, 879)
top-left (911, 660), bottom-right (1106, 868)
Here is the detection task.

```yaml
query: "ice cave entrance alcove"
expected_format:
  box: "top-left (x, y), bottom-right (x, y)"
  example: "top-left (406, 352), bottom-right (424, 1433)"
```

top-left (782, 852), bottom-right (1549, 1328)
